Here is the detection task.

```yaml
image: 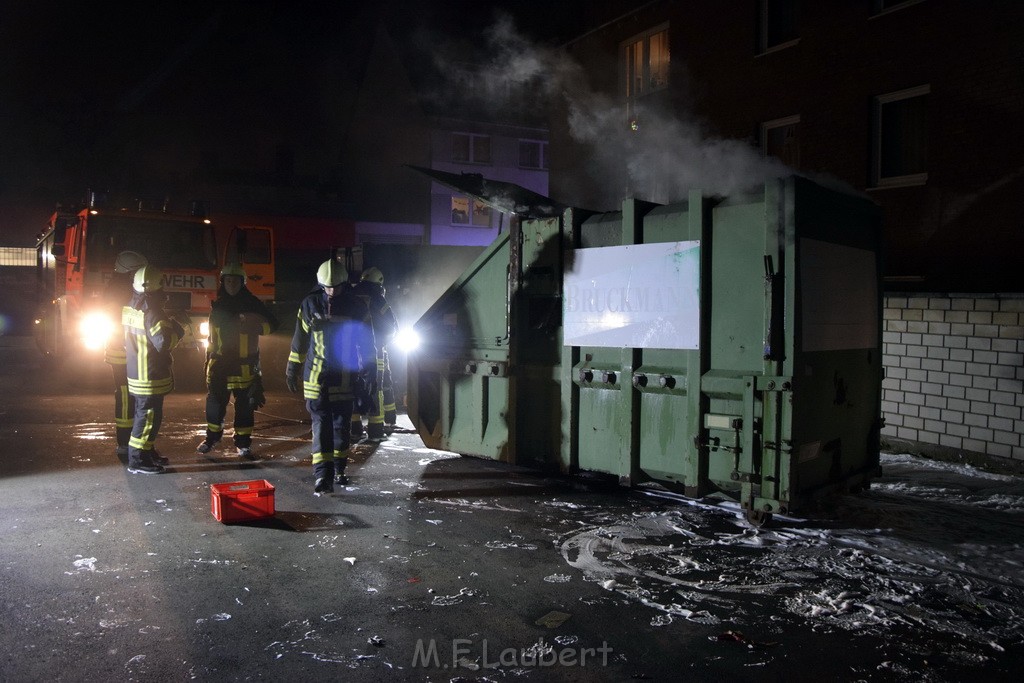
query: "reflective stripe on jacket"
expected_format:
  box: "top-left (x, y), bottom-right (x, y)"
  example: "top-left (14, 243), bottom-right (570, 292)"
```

top-left (207, 287), bottom-right (278, 390)
top-left (288, 287), bottom-right (375, 400)
top-left (123, 293), bottom-right (184, 396)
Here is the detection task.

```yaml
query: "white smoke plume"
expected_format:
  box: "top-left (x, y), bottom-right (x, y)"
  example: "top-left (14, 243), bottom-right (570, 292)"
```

top-left (455, 14), bottom-right (810, 207)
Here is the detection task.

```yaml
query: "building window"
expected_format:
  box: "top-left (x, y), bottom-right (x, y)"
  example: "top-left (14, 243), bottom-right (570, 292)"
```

top-left (872, 85), bottom-right (929, 188)
top-left (519, 140), bottom-right (548, 169)
top-left (472, 199), bottom-right (492, 227)
top-left (451, 196), bottom-right (492, 227)
top-left (759, 0), bottom-right (799, 53)
top-left (761, 115), bottom-right (800, 168)
top-left (622, 24), bottom-right (669, 127)
top-left (452, 133), bottom-right (492, 164)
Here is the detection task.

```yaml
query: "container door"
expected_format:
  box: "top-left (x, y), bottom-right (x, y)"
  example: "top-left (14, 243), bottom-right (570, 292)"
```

top-left (408, 234), bottom-right (513, 460)
top-left (510, 217), bottom-right (565, 469)
top-left (634, 195), bottom-right (711, 495)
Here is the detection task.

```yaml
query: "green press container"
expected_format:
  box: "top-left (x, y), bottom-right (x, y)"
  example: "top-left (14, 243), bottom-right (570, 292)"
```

top-left (408, 177), bottom-right (882, 524)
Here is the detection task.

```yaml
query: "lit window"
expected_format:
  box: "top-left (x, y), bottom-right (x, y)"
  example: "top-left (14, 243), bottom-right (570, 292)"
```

top-left (759, 0), bottom-right (799, 53)
top-left (451, 196), bottom-right (492, 228)
top-left (451, 196), bottom-right (469, 224)
top-left (761, 115), bottom-right (800, 168)
top-left (622, 24), bottom-right (669, 126)
top-left (872, 85), bottom-right (929, 187)
top-left (472, 200), bottom-right (491, 227)
top-left (452, 133), bottom-right (491, 164)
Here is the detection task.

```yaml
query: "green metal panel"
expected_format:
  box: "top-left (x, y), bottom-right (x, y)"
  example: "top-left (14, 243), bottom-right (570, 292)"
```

top-left (573, 347), bottom-right (630, 478)
top-left (634, 193), bottom-right (709, 492)
top-left (510, 216), bottom-right (565, 470)
top-left (408, 176), bottom-right (882, 518)
top-left (786, 179), bottom-right (883, 499)
top-left (407, 234), bottom-right (512, 459)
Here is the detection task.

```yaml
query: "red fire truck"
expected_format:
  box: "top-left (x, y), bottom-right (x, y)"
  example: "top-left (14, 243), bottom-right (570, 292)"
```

top-left (34, 197), bottom-right (275, 363)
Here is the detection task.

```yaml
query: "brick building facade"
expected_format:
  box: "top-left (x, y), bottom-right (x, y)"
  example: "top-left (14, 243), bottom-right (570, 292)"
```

top-left (552, 1), bottom-right (1024, 466)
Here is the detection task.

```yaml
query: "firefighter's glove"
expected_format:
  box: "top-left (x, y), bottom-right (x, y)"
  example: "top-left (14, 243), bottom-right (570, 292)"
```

top-left (249, 375), bottom-right (267, 410)
top-left (285, 363), bottom-right (301, 393)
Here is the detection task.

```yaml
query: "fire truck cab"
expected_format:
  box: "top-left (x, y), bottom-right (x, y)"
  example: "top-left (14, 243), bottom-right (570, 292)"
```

top-left (34, 198), bottom-right (274, 363)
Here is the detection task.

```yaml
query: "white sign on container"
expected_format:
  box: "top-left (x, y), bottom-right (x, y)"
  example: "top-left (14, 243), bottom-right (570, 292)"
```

top-left (562, 241), bottom-right (700, 350)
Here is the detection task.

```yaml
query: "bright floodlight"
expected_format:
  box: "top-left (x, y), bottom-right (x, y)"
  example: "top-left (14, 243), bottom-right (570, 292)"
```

top-left (79, 311), bottom-right (116, 351)
top-left (394, 326), bottom-right (421, 353)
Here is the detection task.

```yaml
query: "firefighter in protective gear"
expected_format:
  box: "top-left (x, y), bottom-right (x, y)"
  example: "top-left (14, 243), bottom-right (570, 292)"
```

top-left (349, 266), bottom-right (398, 441)
top-left (286, 259), bottom-right (376, 495)
top-left (196, 263), bottom-right (278, 458)
top-left (104, 250), bottom-right (148, 458)
top-left (123, 265), bottom-right (184, 474)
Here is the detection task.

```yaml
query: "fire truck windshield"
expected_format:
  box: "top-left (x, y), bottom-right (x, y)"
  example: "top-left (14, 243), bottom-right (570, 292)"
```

top-left (85, 215), bottom-right (218, 270)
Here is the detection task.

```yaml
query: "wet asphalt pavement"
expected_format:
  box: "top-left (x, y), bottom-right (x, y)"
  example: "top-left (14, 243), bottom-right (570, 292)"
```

top-left (1, 334), bottom-right (1022, 682)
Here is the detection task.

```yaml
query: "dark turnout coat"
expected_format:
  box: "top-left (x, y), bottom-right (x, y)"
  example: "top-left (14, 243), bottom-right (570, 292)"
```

top-left (123, 292), bottom-right (184, 396)
top-left (287, 287), bottom-right (376, 401)
top-left (206, 285), bottom-right (278, 390)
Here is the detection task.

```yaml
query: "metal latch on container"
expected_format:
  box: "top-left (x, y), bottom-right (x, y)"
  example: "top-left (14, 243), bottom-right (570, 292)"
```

top-left (695, 414), bottom-right (743, 456)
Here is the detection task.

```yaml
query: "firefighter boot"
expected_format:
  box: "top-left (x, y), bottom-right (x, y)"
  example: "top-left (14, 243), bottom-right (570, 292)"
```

top-left (116, 427), bottom-right (132, 458)
top-left (313, 460), bottom-right (335, 496)
top-left (350, 417), bottom-right (365, 441)
top-left (333, 456), bottom-right (350, 486)
top-left (367, 422), bottom-right (386, 442)
top-left (196, 436), bottom-right (220, 454)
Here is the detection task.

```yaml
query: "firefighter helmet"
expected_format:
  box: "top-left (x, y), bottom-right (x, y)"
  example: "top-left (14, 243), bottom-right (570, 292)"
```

top-left (360, 266), bottom-right (384, 286)
top-left (114, 250), bottom-right (148, 274)
top-left (132, 265), bottom-right (164, 293)
top-left (316, 259), bottom-right (347, 288)
top-left (220, 262), bottom-right (247, 281)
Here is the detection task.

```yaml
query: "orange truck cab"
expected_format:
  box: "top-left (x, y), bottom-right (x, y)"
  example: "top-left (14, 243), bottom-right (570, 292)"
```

top-left (34, 200), bottom-right (274, 362)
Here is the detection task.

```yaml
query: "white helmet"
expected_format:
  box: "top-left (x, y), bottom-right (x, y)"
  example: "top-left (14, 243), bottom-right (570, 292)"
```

top-left (114, 250), bottom-right (148, 274)
top-left (132, 265), bottom-right (164, 293)
top-left (360, 266), bottom-right (384, 286)
top-left (316, 259), bottom-right (348, 288)
top-left (220, 262), bottom-right (247, 281)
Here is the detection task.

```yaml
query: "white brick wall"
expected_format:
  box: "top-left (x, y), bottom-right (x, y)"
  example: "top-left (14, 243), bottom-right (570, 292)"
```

top-left (881, 294), bottom-right (1024, 463)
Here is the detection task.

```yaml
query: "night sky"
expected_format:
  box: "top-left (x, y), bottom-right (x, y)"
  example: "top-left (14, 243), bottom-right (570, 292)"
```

top-left (0, 1), bottom-right (609, 244)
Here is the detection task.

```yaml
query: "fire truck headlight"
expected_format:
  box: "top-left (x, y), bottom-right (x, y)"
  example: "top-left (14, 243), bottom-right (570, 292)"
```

top-left (80, 312), bottom-right (115, 351)
top-left (394, 327), bottom-right (421, 353)
top-left (199, 321), bottom-right (210, 338)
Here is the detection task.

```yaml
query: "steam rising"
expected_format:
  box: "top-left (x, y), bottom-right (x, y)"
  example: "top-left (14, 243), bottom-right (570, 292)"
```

top-left (438, 14), bottom-right (798, 207)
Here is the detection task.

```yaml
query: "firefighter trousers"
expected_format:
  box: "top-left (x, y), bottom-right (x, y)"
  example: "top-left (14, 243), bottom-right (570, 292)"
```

top-left (204, 382), bottom-right (255, 448)
top-left (111, 364), bottom-right (132, 450)
top-left (307, 395), bottom-right (353, 481)
top-left (351, 354), bottom-right (388, 437)
top-left (128, 393), bottom-right (165, 467)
